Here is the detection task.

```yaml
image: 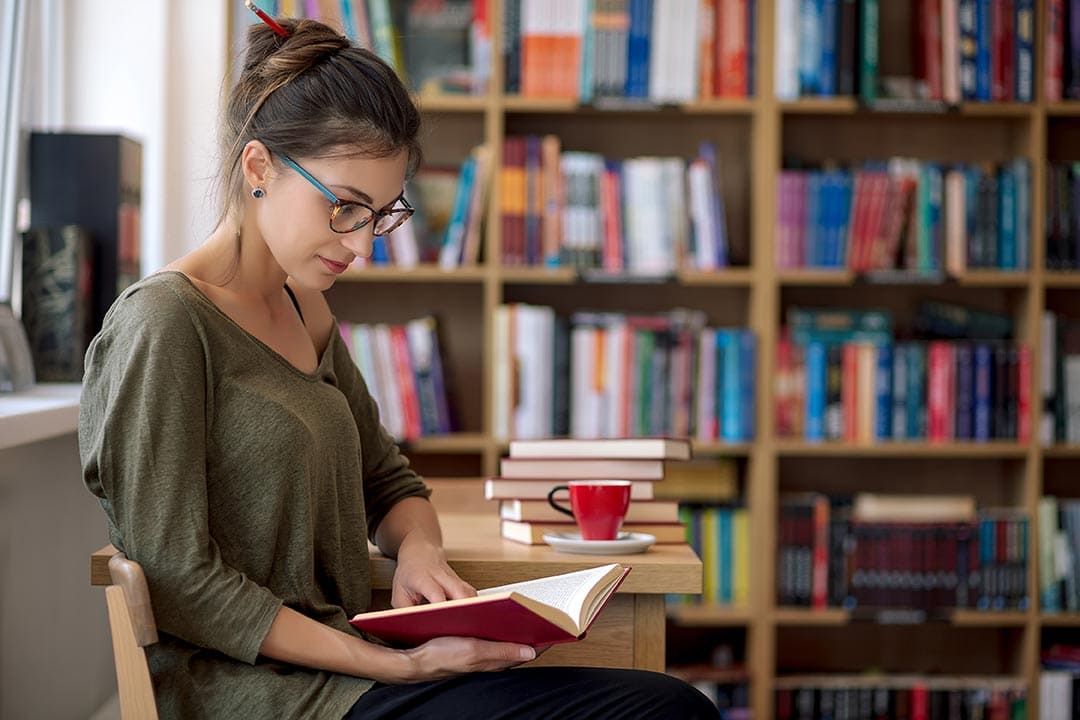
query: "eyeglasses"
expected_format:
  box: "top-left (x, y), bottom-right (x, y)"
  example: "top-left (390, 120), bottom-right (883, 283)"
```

top-left (277, 153), bottom-right (414, 236)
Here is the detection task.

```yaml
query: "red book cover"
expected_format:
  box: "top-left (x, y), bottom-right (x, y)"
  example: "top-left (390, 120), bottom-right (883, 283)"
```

top-left (1018, 343), bottom-right (1031, 441)
top-left (717, 0), bottom-right (748, 97)
top-left (919, 0), bottom-right (944, 100)
top-left (812, 494), bottom-right (829, 609)
top-left (390, 326), bottom-right (423, 440)
top-left (864, 174), bottom-right (891, 270)
top-left (846, 174), bottom-right (869, 271)
top-left (842, 344), bottom-right (859, 441)
top-left (927, 341), bottom-right (951, 441)
top-left (911, 682), bottom-right (929, 720)
top-left (601, 165), bottom-right (624, 272)
top-left (351, 565), bottom-right (632, 648)
top-left (991, 0), bottom-right (1011, 101)
top-left (1048, 0), bottom-right (1065, 102)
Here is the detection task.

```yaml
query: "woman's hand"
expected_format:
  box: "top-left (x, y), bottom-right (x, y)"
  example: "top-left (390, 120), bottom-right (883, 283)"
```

top-left (391, 532), bottom-right (476, 608)
top-left (398, 637), bottom-right (538, 682)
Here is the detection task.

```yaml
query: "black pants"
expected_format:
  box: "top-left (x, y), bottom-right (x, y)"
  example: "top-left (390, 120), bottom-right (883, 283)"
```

top-left (343, 667), bottom-right (719, 719)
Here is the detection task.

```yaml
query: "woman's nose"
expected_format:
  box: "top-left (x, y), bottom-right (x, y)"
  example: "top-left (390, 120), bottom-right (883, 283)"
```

top-left (339, 226), bottom-right (374, 259)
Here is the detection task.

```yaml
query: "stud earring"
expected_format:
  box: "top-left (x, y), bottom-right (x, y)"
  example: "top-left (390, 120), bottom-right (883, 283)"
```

top-left (251, 187), bottom-right (266, 199)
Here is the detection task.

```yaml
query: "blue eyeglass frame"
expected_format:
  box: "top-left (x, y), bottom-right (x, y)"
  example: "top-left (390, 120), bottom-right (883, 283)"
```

top-left (277, 153), bottom-right (413, 236)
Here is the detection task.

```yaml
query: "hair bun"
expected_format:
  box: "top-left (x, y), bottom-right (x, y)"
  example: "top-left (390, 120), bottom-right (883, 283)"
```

top-left (243, 18), bottom-right (350, 84)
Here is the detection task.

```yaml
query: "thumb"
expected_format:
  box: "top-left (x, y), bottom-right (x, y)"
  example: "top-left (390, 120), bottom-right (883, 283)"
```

top-left (477, 641), bottom-right (535, 662)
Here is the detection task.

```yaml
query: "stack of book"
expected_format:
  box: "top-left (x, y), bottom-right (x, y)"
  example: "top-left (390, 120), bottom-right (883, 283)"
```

top-left (488, 437), bottom-right (692, 545)
top-left (1042, 646), bottom-right (1080, 717)
top-left (1037, 496), bottom-right (1080, 613)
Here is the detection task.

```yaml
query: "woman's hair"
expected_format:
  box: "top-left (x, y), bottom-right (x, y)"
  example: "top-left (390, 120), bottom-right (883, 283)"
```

top-left (216, 17), bottom-right (422, 229)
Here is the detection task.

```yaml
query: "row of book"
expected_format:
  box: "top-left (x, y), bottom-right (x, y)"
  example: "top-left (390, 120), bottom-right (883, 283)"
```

top-left (776, 307), bottom-right (1030, 443)
top-left (776, 159), bottom-right (1032, 273)
top-left (491, 305), bottom-right (757, 442)
top-left (487, 437), bottom-right (693, 544)
top-left (1045, 162), bottom-right (1080, 270)
top-left (1037, 496), bottom-right (1080, 613)
top-left (775, 677), bottom-right (1028, 720)
top-left (1042, 645), bottom-right (1080, 719)
top-left (1042, 311), bottom-right (1080, 446)
top-left (669, 505), bottom-right (751, 607)
top-left (778, 493), bottom-right (1030, 612)
top-left (500, 137), bottom-right (731, 271)
top-left (505, 0), bottom-right (755, 101)
top-left (776, 0), bottom-right (1035, 104)
top-left (338, 317), bottom-right (452, 441)
top-left (248, 1), bottom-right (490, 95)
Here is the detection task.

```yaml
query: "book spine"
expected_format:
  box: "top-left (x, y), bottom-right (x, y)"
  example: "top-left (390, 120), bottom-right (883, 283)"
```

top-left (874, 343), bottom-right (892, 440)
top-left (1014, 0), bottom-right (1033, 102)
top-left (799, 0), bottom-right (823, 95)
top-left (818, 0), bottom-right (839, 96)
top-left (907, 343), bottom-right (924, 440)
top-left (974, 0), bottom-right (992, 100)
top-left (974, 342), bottom-right (992, 441)
top-left (958, 0), bottom-right (978, 99)
top-left (805, 341), bottom-right (828, 441)
top-left (859, 0), bottom-right (879, 103)
top-left (1048, 0), bottom-right (1065, 102)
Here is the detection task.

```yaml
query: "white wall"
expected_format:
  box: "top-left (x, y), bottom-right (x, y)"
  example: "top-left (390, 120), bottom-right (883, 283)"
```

top-left (63, 0), bottom-right (227, 273)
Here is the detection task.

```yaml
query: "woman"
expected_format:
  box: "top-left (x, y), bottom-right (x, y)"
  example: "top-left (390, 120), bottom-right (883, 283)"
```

top-left (78, 14), bottom-right (718, 720)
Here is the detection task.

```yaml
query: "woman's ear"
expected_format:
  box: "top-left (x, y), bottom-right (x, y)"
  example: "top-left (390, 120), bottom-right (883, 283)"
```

top-left (240, 140), bottom-right (274, 193)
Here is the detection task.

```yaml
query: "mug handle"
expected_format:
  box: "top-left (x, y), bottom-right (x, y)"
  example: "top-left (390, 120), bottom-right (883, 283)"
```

top-left (546, 485), bottom-right (575, 519)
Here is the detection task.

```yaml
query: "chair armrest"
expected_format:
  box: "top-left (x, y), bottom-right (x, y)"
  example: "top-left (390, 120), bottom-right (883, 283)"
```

top-left (91, 544), bottom-right (119, 586)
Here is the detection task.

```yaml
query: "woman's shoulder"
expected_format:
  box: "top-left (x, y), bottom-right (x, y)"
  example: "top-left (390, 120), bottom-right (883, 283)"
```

top-left (100, 271), bottom-right (205, 340)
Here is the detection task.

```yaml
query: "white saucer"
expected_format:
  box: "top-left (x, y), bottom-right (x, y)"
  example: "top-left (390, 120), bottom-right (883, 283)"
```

top-left (541, 531), bottom-right (656, 555)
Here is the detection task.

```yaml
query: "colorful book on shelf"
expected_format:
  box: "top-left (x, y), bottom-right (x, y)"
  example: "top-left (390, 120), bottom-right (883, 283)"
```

top-left (351, 564), bottom-right (631, 647)
top-left (500, 519), bottom-right (687, 545)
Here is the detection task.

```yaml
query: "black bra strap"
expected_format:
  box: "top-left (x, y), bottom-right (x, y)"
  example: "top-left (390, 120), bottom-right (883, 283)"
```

top-left (283, 284), bottom-right (305, 325)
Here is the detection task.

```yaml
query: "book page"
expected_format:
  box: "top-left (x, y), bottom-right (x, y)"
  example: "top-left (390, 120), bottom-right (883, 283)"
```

top-left (478, 564), bottom-right (621, 630)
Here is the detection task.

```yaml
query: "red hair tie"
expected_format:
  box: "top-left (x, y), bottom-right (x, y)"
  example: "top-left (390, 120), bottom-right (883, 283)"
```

top-left (245, 0), bottom-right (290, 38)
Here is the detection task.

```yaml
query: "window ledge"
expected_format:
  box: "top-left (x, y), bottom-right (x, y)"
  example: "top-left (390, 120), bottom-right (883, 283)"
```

top-left (0, 383), bottom-right (82, 450)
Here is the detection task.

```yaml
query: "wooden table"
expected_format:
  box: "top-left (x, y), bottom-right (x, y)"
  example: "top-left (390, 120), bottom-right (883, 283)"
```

top-left (92, 513), bottom-right (701, 673)
top-left (369, 513), bottom-right (702, 672)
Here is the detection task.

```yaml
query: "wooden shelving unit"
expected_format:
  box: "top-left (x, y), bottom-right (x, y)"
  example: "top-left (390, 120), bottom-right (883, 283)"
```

top-left (225, 1), bottom-right (1080, 717)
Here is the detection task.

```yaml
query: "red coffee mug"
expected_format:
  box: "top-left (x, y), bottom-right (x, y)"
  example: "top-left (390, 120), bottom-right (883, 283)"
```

top-left (546, 481), bottom-right (632, 541)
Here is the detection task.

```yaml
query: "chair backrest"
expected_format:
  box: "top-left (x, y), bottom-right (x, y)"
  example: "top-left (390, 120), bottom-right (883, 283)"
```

top-left (91, 545), bottom-right (159, 720)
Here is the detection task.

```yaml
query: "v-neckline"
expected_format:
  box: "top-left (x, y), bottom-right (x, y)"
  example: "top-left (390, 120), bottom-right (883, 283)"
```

top-left (154, 270), bottom-right (335, 382)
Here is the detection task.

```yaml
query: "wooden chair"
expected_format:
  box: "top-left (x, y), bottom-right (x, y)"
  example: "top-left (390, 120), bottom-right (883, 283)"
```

top-left (91, 545), bottom-right (159, 720)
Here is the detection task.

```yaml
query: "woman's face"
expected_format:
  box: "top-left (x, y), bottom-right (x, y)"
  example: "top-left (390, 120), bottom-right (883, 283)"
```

top-left (257, 147), bottom-right (409, 290)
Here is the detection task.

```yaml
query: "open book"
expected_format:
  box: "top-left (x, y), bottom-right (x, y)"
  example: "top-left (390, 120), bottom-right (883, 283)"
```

top-left (349, 563), bottom-right (631, 648)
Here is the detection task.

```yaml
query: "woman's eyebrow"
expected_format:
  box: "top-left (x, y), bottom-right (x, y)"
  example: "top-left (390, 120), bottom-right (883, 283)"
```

top-left (329, 183), bottom-right (374, 204)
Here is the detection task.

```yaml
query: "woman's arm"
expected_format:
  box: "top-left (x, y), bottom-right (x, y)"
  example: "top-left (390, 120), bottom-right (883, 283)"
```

top-left (374, 496), bottom-right (477, 607)
top-left (258, 605), bottom-right (536, 683)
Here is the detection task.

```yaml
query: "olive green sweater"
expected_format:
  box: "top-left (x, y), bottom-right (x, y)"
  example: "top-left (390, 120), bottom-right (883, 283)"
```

top-left (79, 271), bottom-right (431, 719)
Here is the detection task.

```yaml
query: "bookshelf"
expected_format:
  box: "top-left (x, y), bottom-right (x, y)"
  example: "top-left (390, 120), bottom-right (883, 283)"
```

top-left (224, 1), bottom-right (1080, 717)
